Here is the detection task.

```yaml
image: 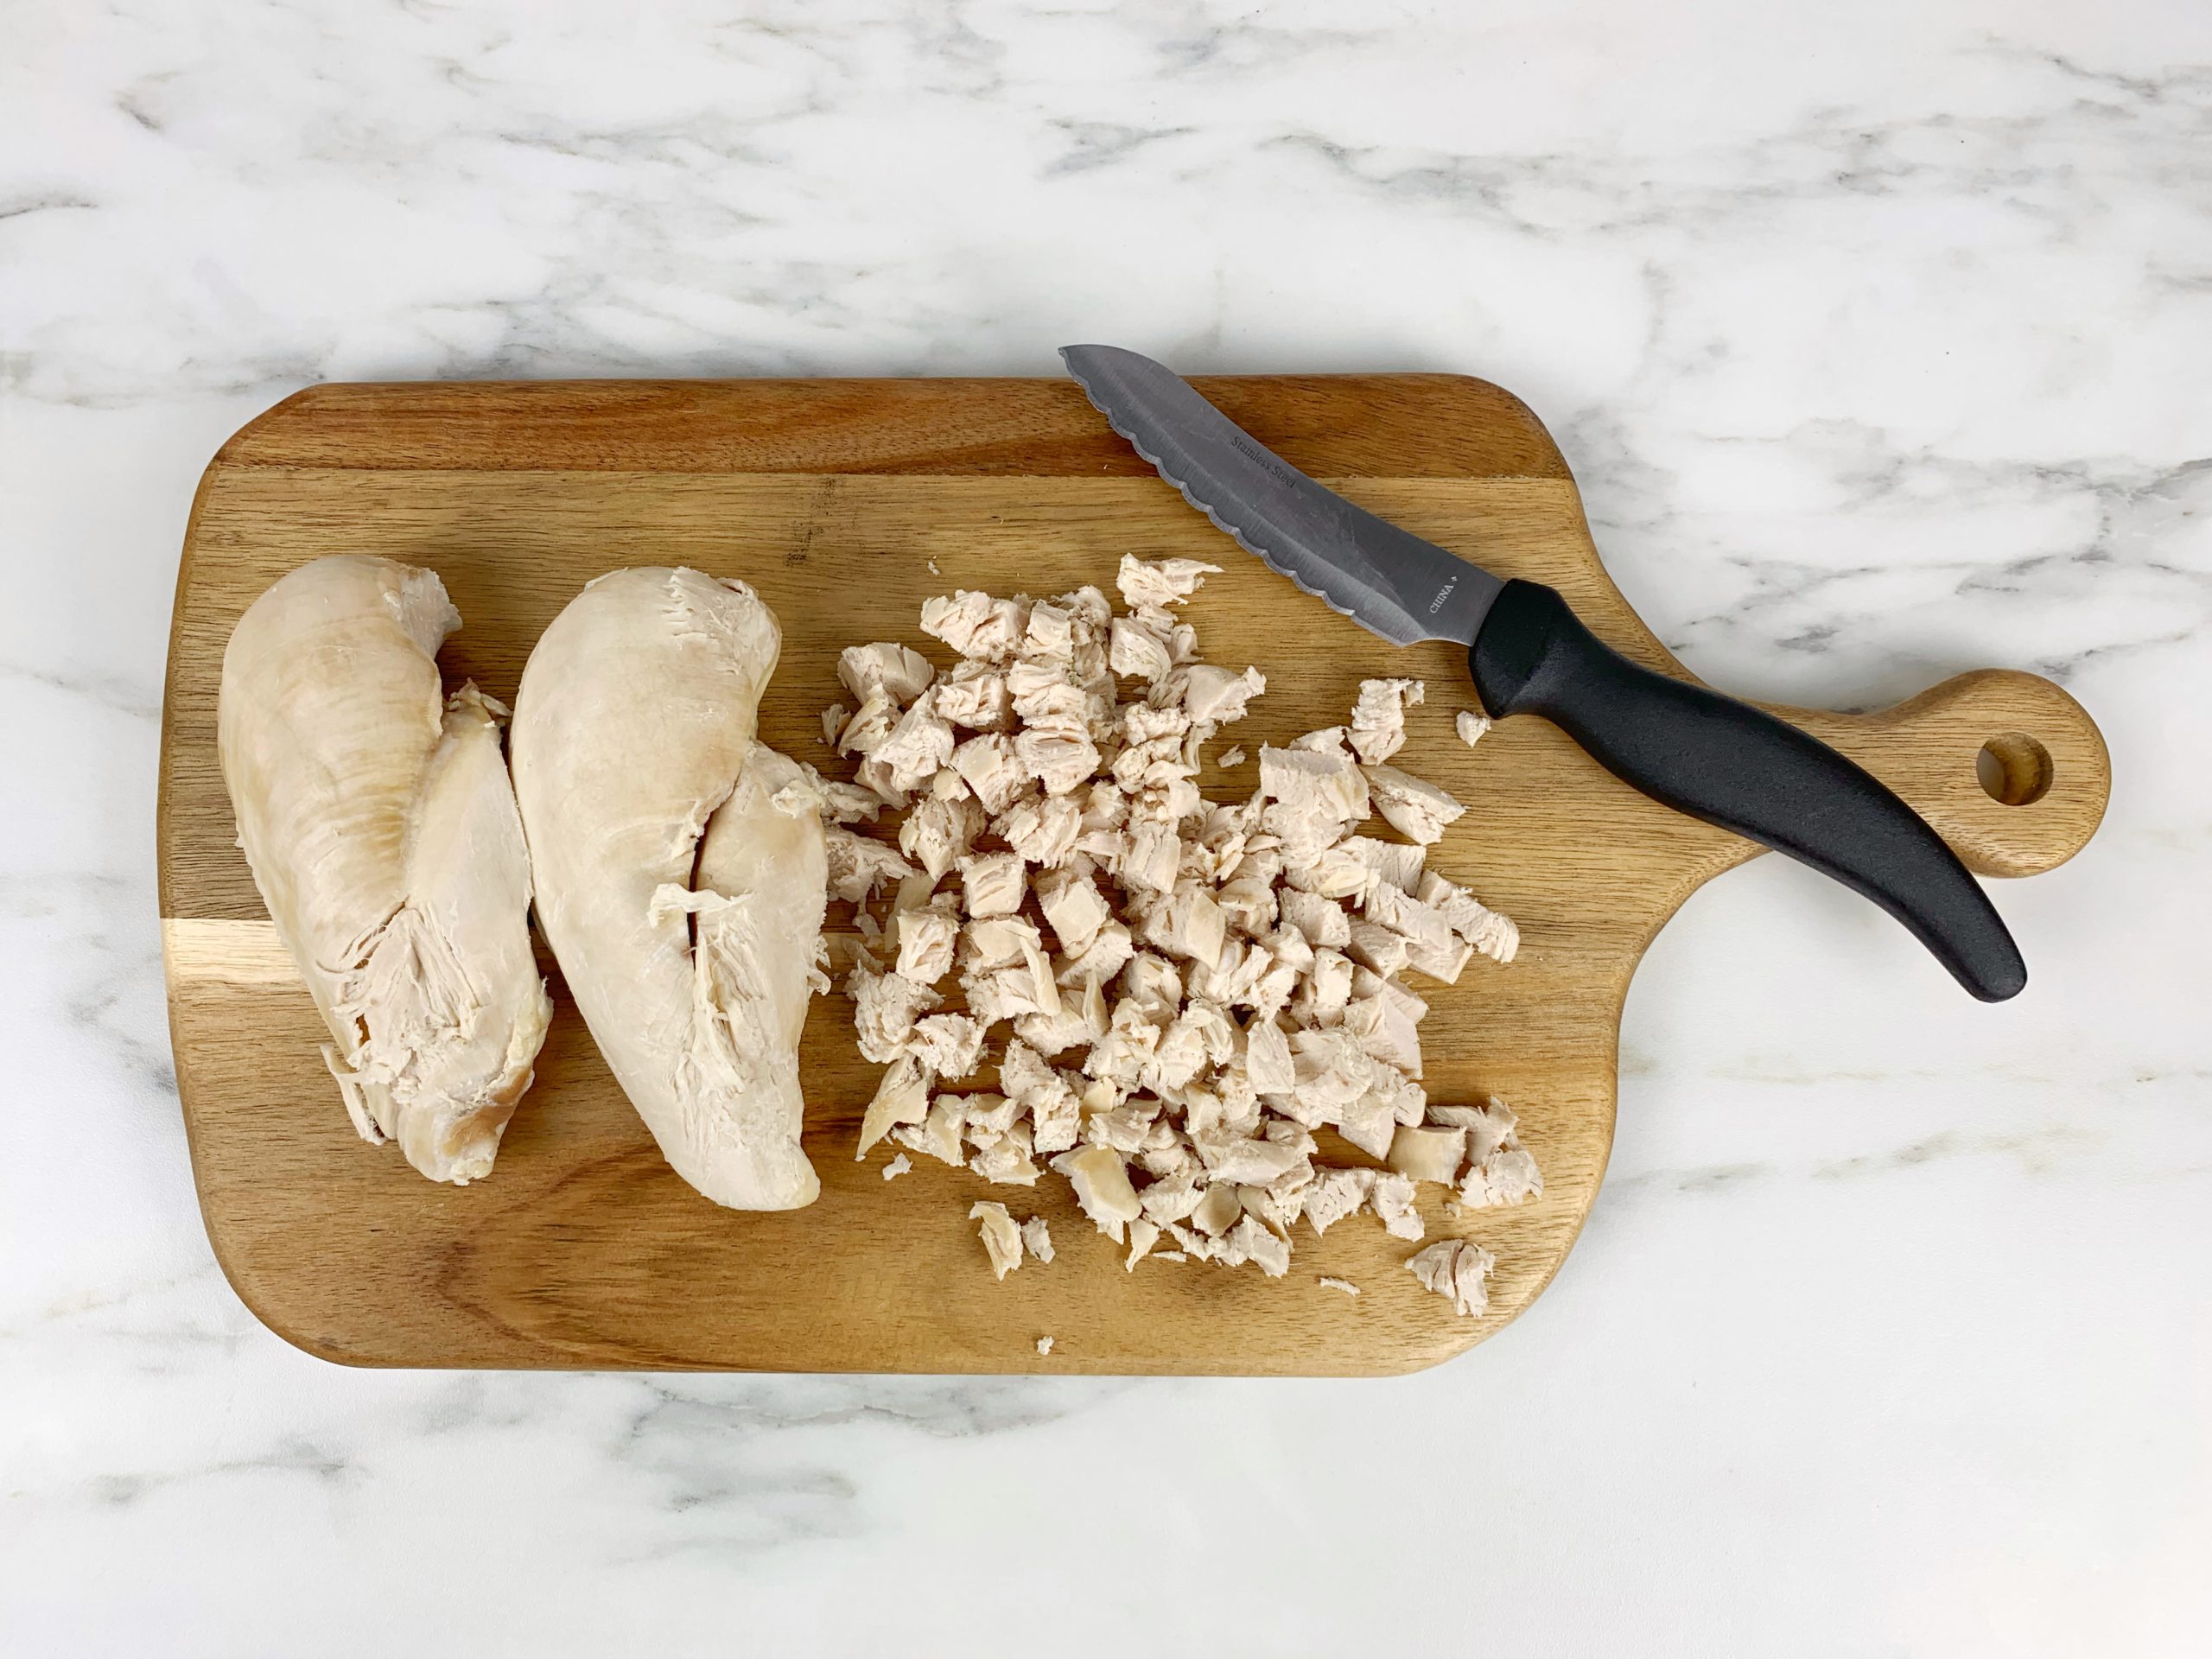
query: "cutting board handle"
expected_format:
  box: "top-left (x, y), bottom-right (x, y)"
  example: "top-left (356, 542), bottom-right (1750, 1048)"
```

top-left (1793, 669), bottom-right (2110, 880)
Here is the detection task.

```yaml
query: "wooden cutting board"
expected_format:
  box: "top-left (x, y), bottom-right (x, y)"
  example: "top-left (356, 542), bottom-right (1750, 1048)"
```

top-left (158, 375), bottom-right (2109, 1374)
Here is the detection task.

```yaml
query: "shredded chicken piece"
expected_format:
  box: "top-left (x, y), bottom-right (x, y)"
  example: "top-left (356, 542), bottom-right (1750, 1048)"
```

top-left (1178, 664), bottom-right (1266, 726)
top-left (1116, 554), bottom-right (1220, 609)
top-left (1460, 1145), bottom-right (1544, 1208)
top-left (1416, 871), bottom-right (1520, 964)
top-left (1260, 744), bottom-right (1369, 861)
top-left (892, 1093), bottom-right (967, 1166)
top-left (1020, 1215), bottom-right (1055, 1262)
top-left (1388, 1123), bottom-right (1465, 1185)
top-left (1429, 1096), bottom-right (1519, 1161)
top-left (810, 772), bottom-right (885, 826)
top-left (1349, 678), bottom-right (1423, 766)
top-left (1053, 1144), bottom-right (1144, 1243)
top-left (1035, 1335), bottom-right (1054, 1355)
top-left (893, 899), bottom-right (962, 984)
top-left (882, 1153), bottom-right (913, 1181)
top-left (906, 1013), bottom-right (986, 1079)
top-left (1125, 1217), bottom-right (1162, 1269)
top-left (1226, 1214), bottom-right (1291, 1277)
top-left (1407, 1237), bottom-right (1495, 1317)
top-left (839, 642), bottom-right (935, 705)
top-left (970, 1201), bottom-right (1025, 1279)
top-left (959, 851), bottom-right (1027, 918)
top-left (849, 963), bottom-right (938, 1065)
top-left (1455, 709), bottom-right (1491, 747)
top-left (1363, 764), bottom-right (1465, 845)
top-left (1367, 1171), bottom-right (1425, 1241)
top-left (1319, 1276), bottom-right (1360, 1296)
top-left (935, 664), bottom-right (1013, 733)
top-left (856, 1054), bottom-right (931, 1160)
top-left (825, 828), bottom-right (918, 906)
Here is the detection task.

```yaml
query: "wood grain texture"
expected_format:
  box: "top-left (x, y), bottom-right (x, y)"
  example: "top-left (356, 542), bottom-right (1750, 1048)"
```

top-left (158, 377), bottom-right (2111, 1374)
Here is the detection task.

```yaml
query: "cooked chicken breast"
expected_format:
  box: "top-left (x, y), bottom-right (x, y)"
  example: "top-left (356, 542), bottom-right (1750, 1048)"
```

top-left (509, 568), bottom-right (824, 1211)
top-left (218, 554), bottom-right (550, 1184)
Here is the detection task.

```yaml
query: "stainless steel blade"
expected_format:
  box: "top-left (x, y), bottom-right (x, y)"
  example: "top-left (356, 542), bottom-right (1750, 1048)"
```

top-left (1060, 344), bottom-right (1504, 647)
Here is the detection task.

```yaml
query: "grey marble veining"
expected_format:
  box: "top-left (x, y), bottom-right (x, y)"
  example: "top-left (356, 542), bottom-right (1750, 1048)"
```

top-left (3, 2), bottom-right (2208, 1654)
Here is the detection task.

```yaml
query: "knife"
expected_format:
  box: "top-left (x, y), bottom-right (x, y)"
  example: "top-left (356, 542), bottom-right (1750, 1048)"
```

top-left (1060, 344), bottom-right (2026, 1001)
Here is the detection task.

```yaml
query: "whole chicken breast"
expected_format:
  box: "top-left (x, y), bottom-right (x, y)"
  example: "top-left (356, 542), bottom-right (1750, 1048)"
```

top-left (218, 555), bottom-right (551, 1184)
top-left (510, 568), bottom-right (825, 1211)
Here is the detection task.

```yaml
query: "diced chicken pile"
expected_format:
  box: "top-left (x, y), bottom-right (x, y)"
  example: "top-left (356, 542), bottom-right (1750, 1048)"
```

top-left (820, 556), bottom-right (1540, 1313)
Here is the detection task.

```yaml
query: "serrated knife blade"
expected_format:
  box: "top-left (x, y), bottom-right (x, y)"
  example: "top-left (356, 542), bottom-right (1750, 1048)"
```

top-left (1059, 344), bottom-right (1503, 647)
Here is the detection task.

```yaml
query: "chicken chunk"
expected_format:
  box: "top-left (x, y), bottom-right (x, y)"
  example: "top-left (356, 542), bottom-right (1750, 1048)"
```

top-left (923, 591), bottom-right (1030, 664)
top-left (1259, 744), bottom-right (1370, 860)
top-left (892, 1092), bottom-right (967, 1166)
top-left (899, 791), bottom-right (983, 882)
top-left (893, 899), bottom-right (962, 985)
top-left (1057, 919), bottom-right (1135, 989)
top-left (1343, 836), bottom-right (1426, 898)
top-left (1459, 1145), bottom-right (1544, 1208)
top-left (1177, 664), bottom-right (1267, 726)
top-left (1116, 555), bottom-right (1220, 609)
top-left (1363, 764), bottom-right (1465, 845)
top-left (931, 664), bottom-right (1013, 734)
top-left (1278, 887), bottom-right (1352, 949)
top-left (1037, 868), bottom-right (1112, 956)
top-left (1052, 1145), bottom-right (1143, 1243)
top-left (1366, 1171), bottom-right (1425, 1241)
top-left (970, 1119), bottom-right (1041, 1185)
top-left (950, 733), bottom-right (1031, 815)
top-left (1348, 677), bottom-right (1422, 766)
top-left (1388, 1124), bottom-right (1465, 1185)
top-left (1416, 871), bottom-right (1520, 964)
top-left (838, 642), bottom-right (936, 706)
top-left (1014, 725), bottom-right (1103, 796)
top-left (1406, 1238), bottom-right (1496, 1317)
top-left (857, 1054), bottom-right (931, 1159)
top-left (996, 794), bottom-right (1082, 868)
top-left (1108, 615), bottom-right (1174, 683)
top-left (1225, 1214), bottom-right (1291, 1277)
top-left (1428, 1096), bottom-right (1519, 1163)
top-left (970, 1201), bottom-right (1025, 1278)
top-left (849, 963), bottom-right (939, 1065)
top-left (825, 828), bottom-right (919, 905)
top-left (1243, 1017), bottom-right (1297, 1095)
top-left (906, 1013), bottom-right (987, 1079)
top-left (1020, 1215), bottom-right (1055, 1262)
top-left (1301, 1167), bottom-right (1374, 1236)
top-left (873, 694), bottom-right (957, 794)
top-left (958, 852), bottom-right (1027, 918)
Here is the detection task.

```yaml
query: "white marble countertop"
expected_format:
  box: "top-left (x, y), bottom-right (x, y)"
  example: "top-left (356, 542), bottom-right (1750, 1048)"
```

top-left (5, 2), bottom-right (2208, 1652)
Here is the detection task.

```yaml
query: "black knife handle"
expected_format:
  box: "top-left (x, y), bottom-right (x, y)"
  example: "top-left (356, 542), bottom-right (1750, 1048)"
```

top-left (1467, 579), bottom-right (2026, 1001)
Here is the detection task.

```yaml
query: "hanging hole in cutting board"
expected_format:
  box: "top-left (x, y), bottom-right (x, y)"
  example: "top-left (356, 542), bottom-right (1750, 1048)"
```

top-left (1977, 732), bottom-right (2054, 806)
